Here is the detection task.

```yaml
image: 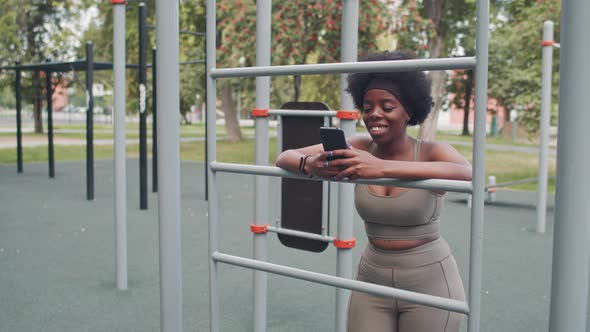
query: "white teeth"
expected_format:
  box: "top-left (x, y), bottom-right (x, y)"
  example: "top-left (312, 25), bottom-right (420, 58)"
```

top-left (369, 126), bottom-right (386, 132)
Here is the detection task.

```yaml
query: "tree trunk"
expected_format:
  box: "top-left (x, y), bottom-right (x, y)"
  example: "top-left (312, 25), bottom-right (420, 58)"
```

top-left (418, 0), bottom-right (446, 141)
top-left (221, 83), bottom-right (242, 142)
top-left (293, 75), bottom-right (301, 101)
top-left (33, 71), bottom-right (43, 134)
top-left (462, 72), bottom-right (474, 136)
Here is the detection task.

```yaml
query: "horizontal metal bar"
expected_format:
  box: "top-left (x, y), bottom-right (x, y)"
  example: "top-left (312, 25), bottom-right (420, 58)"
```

top-left (269, 109), bottom-right (338, 117)
top-left (146, 24), bottom-right (205, 37)
top-left (180, 60), bottom-right (206, 65)
top-left (213, 252), bottom-right (470, 314)
top-left (486, 175), bottom-right (556, 190)
top-left (210, 162), bottom-right (473, 194)
top-left (210, 57), bottom-right (476, 79)
top-left (266, 226), bottom-right (334, 242)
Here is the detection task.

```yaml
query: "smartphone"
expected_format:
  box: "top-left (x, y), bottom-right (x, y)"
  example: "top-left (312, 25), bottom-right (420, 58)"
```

top-left (319, 127), bottom-right (348, 160)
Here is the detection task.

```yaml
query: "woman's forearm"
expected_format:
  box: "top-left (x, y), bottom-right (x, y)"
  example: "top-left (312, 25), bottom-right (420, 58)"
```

top-left (382, 160), bottom-right (473, 181)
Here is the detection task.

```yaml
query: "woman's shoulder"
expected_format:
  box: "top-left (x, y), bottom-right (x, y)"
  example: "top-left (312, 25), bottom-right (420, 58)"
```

top-left (418, 139), bottom-right (461, 161)
top-left (348, 135), bottom-right (373, 151)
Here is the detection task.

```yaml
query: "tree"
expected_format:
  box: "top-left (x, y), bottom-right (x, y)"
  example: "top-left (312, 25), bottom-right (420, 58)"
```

top-left (0, 0), bottom-right (75, 133)
top-left (488, 0), bottom-right (560, 135)
top-left (216, 0), bottom-right (394, 140)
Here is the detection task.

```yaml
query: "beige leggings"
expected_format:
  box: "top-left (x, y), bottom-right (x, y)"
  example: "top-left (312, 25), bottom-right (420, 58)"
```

top-left (347, 238), bottom-right (466, 332)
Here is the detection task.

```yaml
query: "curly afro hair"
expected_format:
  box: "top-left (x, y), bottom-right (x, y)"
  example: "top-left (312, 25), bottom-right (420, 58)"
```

top-left (346, 50), bottom-right (433, 126)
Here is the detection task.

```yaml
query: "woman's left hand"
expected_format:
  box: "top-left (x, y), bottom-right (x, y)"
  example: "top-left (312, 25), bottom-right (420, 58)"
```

top-left (327, 147), bottom-right (387, 180)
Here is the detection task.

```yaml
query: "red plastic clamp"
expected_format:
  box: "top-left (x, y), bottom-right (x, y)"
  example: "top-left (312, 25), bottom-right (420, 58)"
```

top-left (333, 238), bottom-right (356, 249)
top-left (111, 0), bottom-right (127, 4)
top-left (250, 224), bottom-right (269, 234)
top-left (251, 108), bottom-right (269, 117)
top-left (336, 110), bottom-right (359, 120)
top-left (541, 40), bottom-right (554, 47)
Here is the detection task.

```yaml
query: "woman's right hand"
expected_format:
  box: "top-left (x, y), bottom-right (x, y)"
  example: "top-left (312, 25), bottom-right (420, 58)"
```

top-left (304, 151), bottom-right (347, 178)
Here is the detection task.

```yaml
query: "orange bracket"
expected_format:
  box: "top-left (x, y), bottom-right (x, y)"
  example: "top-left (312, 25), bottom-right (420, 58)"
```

top-left (541, 40), bottom-right (554, 47)
top-left (251, 108), bottom-right (269, 117)
top-left (334, 238), bottom-right (356, 249)
top-left (112, 0), bottom-right (127, 4)
top-left (336, 110), bottom-right (359, 120)
top-left (250, 224), bottom-right (269, 234)
top-left (487, 187), bottom-right (497, 193)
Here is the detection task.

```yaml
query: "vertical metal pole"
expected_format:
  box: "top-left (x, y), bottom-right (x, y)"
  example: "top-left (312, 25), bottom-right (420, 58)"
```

top-left (254, 1), bottom-right (271, 331)
top-left (152, 47), bottom-right (159, 193)
top-left (155, 0), bottom-right (184, 331)
top-left (549, 1), bottom-right (590, 331)
top-left (487, 175), bottom-right (496, 203)
top-left (336, 1), bottom-right (358, 331)
top-left (15, 62), bottom-right (23, 173)
top-left (45, 60), bottom-right (55, 178)
top-left (86, 42), bottom-right (95, 201)
top-left (113, 0), bottom-right (128, 291)
top-left (139, 3), bottom-right (148, 210)
top-left (206, 0), bottom-right (219, 331)
top-left (468, 0), bottom-right (489, 331)
top-left (536, 21), bottom-right (554, 234)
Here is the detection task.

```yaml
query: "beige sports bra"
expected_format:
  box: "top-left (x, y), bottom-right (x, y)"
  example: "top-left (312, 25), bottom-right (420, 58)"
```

top-left (354, 139), bottom-right (443, 240)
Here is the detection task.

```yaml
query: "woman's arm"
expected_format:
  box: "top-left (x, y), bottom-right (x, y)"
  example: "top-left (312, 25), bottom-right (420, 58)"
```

top-left (275, 135), bottom-right (371, 177)
top-left (328, 141), bottom-right (472, 181)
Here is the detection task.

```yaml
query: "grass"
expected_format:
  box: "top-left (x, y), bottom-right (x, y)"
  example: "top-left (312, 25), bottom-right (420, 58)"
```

top-left (0, 134), bottom-right (555, 192)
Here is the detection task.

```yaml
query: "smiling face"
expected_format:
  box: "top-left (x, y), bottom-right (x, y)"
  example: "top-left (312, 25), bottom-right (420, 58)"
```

top-left (362, 89), bottom-right (411, 144)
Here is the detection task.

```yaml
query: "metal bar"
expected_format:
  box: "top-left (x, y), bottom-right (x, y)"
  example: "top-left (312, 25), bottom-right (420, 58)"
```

top-left (15, 62), bottom-right (22, 173)
top-left (210, 162), bottom-right (473, 193)
top-left (549, 0), bottom-right (590, 330)
top-left (45, 60), bottom-right (55, 178)
top-left (268, 109), bottom-right (338, 117)
top-left (205, 0), bottom-right (219, 331)
top-left (113, 1), bottom-right (128, 291)
top-left (467, 0), bottom-right (490, 331)
top-left (155, 0), bottom-right (184, 330)
top-left (322, 116), bottom-right (330, 237)
top-left (254, 1), bottom-right (272, 331)
top-left (180, 60), bottom-right (206, 65)
top-left (212, 252), bottom-right (470, 314)
top-left (152, 48), bottom-right (158, 193)
top-left (211, 57), bottom-right (477, 79)
top-left (266, 226), bottom-right (335, 243)
top-left (180, 29), bottom-right (206, 37)
top-left (139, 2), bottom-right (148, 210)
top-left (485, 176), bottom-right (556, 189)
top-left (335, 119), bottom-right (356, 332)
top-left (335, 2), bottom-right (359, 329)
top-left (536, 20), bottom-right (554, 234)
top-left (86, 42), bottom-right (95, 201)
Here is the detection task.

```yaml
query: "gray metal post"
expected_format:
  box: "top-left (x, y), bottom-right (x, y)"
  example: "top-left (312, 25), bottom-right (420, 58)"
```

top-left (340, 0), bottom-right (358, 110)
top-left (549, 1), bottom-right (590, 331)
top-left (536, 21), bottom-right (553, 234)
top-left (253, 1), bottom-right (272, 331)
top-left (336, 117), bottom-right (356, 332)
top-left (336, 2), bottom-right (359, 331)
top-left (113, 0), bottom-right (128, 291)
top-left (206, 0), bottom-right (220, 331)
top-left (468, 0), bottom-right (489, 331)
top-left (152, 47), bottom-right (159, 193)
top-left (155, 0), bottom-right (184, 330)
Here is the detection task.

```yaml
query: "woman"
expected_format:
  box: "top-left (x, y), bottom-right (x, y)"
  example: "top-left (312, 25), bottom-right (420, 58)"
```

top-left (275, 50), bottom-right (471, 332)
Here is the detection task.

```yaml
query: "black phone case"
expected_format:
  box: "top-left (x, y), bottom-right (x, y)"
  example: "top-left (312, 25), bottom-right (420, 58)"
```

top-left (320, 127), bottom-right (347, 160)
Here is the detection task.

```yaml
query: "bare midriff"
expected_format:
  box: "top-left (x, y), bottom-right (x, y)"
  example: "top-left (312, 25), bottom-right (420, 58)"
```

top-left (369, 234), bottom-right (440, 251)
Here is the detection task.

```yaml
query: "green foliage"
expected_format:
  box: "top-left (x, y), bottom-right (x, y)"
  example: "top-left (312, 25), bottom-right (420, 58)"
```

top-left (216, 0), bottom-right (395, 110)
top-left (488, 0), bottom-right (561, 134)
